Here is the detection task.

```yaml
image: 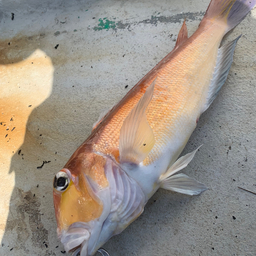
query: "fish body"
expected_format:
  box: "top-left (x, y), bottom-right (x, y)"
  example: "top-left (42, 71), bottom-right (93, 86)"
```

top-left (53, 0), bottom-right (256, 255)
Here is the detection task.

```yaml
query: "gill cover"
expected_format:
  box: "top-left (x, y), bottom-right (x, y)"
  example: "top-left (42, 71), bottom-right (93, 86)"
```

top-left (53, 155), bottom-right (146, 255)
top-left (53, 168), bottom-right (104, 233)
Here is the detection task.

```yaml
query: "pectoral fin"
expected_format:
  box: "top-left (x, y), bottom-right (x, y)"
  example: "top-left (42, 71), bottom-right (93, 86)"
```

top-left (160, 173), bottom-right (207, 195)
top-left (119, 79), bottom-right (156, 164)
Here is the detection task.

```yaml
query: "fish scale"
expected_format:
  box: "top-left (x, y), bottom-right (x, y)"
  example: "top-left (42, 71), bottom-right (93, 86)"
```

top-left (93, 23), bottom-right (224, 166)
top-left (53, 1), bottom-right (256, 255)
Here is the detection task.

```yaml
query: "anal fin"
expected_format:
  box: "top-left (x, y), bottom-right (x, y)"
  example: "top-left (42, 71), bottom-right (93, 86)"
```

top-left (203, 35), bottom-right (241, 112)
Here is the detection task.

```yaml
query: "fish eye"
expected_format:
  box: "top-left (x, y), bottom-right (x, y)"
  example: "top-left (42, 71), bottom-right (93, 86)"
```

top-left (53, 171), bottom-right (70, 192)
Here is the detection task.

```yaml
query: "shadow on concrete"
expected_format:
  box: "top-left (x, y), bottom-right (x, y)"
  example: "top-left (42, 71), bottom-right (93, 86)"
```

top-left (0, 1), bottom-right (97, 255)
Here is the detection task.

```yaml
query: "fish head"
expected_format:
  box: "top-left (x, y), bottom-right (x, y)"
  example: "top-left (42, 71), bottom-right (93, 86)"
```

top-left (53, 150), bottom-right (111, 255)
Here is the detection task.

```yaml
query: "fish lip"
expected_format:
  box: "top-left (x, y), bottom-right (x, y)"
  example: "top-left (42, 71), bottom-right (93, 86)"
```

top-left (60, 222), bottom-right (91, 255)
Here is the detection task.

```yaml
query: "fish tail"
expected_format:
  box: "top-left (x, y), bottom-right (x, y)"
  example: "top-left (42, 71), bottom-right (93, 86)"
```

top-left (201, 0), bottom-right (256, 33)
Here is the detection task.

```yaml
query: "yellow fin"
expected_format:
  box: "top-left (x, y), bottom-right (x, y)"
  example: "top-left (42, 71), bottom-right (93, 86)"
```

top-left (119, 79), bottom-right (156, 164)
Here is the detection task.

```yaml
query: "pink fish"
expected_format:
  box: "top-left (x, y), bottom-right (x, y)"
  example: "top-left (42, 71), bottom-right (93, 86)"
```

top-left (53, 0), bottom-right (256, 255)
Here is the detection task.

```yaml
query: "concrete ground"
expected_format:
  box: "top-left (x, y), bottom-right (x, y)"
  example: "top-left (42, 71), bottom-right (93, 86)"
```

top-left (1, 0), bottom-right (256, 255)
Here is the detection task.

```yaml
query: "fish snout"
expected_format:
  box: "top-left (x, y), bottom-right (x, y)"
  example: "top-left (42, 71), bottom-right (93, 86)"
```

top-left (60, 223), bottom-right (91, 255)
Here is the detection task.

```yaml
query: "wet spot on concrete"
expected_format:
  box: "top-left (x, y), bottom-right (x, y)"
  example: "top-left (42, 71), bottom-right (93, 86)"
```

top-left (5, 188), bottom-right (48, 250)
top-left (54, 30), bottom-right (67, 36)
top-left (0, 33), bottom-right (45, 64)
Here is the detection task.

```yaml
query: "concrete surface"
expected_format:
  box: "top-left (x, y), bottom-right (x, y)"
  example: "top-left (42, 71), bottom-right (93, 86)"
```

top-left (0, 0), bottom-right (256, 255)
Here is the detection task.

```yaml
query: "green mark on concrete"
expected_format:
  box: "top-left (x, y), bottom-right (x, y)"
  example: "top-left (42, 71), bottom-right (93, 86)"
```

top-left (93, 17), bottom-right (116, 31)
top-left (90, 12), bottom-right (204, 31)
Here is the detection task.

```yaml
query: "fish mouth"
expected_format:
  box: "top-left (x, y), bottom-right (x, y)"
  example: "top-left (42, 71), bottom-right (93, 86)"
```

top-left (59, 222), bottom-right (91, 256)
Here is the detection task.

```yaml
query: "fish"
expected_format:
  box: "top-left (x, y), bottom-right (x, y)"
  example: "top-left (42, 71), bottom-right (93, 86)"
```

top-left (53, 0), bottom-right (256, 255)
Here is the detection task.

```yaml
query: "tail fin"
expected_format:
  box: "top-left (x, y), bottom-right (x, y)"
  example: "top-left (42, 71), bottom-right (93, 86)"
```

top-left (202, 0), bottom-right (256, 33)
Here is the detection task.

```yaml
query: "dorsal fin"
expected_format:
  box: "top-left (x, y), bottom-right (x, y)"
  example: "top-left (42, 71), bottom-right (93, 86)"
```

top-left (173, 19), bottom-right (188, 51)
top-left (92, 105), bottom-right (114, 131)
top-left (119, 79), bottom-right (156, 164)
